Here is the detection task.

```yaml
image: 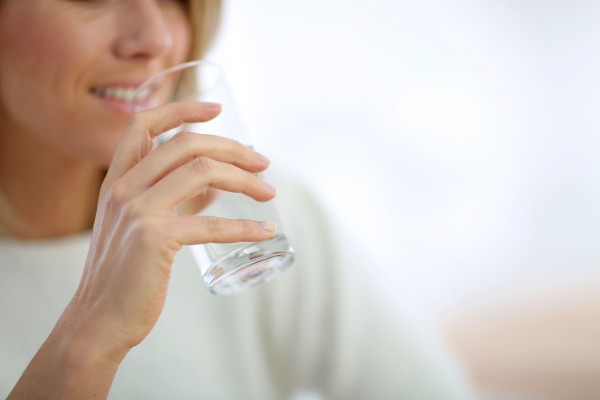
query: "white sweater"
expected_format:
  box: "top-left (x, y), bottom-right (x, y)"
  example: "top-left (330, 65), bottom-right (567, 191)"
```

top-left (0, 178), bottom-right (473, 399)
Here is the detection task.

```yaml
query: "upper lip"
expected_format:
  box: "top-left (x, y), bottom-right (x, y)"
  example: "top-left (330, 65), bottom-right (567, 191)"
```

top-left (91, 77), bottom-right (155, 89)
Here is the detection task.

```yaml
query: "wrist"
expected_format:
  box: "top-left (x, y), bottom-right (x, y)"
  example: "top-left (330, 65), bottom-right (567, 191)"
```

top-left (8, 308), bottom-right (129, 399)
top-left (52, 300), bottom-right (131, 370)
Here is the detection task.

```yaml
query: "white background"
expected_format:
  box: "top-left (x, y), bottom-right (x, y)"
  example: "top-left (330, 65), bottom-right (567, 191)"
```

top-left (210, 0), bottom-right (600, 322)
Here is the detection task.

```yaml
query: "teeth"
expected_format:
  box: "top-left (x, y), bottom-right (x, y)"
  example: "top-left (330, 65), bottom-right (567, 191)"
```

top-left (93, 86), bottom-right (140, 102)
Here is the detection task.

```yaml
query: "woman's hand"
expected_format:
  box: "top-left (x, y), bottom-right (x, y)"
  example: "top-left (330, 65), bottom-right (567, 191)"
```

top-left (78, 101), bottom-right (276, 350)
top-left (8, 102), bottom-right (276, 399)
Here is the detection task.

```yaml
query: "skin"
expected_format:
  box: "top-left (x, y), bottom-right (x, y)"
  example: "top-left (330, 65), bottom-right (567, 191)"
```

top-left (0, 0), bottom-right (192, 237)
top-left (0, 0), bottom-right (276, 397)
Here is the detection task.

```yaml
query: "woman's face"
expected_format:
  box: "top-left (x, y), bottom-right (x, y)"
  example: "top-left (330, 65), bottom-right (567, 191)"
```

top-left (0, 0), bottom-right (192, 167)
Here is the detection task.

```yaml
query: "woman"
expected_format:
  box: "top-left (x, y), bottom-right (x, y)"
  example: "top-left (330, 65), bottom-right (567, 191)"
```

top-left (0, 1), bottom-right (473, 398)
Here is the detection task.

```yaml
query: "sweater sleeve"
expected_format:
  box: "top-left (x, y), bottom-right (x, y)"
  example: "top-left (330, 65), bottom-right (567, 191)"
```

top-left (255, 177), bottom-right (475, 400)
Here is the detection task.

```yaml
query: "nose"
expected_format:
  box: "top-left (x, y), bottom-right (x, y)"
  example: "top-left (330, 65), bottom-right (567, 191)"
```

top-left (113, 0), bottom-right (174, 60)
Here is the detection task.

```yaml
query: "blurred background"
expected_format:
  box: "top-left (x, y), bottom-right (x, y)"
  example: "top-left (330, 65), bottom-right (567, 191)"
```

top-left (209, 1), bottom-right (600, 399)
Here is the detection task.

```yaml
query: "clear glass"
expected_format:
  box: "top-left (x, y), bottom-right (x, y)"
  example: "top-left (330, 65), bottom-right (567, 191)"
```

top-left (133, 61), bottom-right (294, 295)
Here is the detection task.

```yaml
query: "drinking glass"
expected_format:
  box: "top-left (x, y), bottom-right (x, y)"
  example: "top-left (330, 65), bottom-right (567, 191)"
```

top-left (133, 60), bottom-right (294, 295)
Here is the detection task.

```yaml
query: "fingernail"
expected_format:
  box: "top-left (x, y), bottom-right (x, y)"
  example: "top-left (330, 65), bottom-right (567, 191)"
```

top-left (260, 222), bottom-right (277, 232)
top-left (263, 180), bottom-right (277, 194)
top-left (255, 152), bottom-right (270, 165)
top-left (202, 102), bottom-right (221, 108)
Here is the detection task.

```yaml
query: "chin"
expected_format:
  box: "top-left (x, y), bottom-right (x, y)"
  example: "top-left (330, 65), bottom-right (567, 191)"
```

top-left (95, 144), bottom-right (120, 169)
top-left (71, 135), bottom-right (120, 169)
top-left (87, 125), bottom-right (125, 166)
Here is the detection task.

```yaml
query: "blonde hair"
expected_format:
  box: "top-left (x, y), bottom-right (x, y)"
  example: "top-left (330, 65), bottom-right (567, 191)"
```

top-left (188, 0), bottom-right (224, 61)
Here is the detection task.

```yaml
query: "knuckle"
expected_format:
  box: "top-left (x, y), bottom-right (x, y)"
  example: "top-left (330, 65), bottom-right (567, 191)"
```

top-left (205, 216), bottom-right (224, 234)
top-left (204, 216), bottom-right (226, 241)
top-left (102, 181), bottom-right (148, 220)
top-left (240, 220), bottom-right (257, 238)
top-left (171, 131), bottom-right (195, 147)
top-left (191, 156), bottom-right (216, 175)
top-left (103, 180), bottom-right (130, 207)
top-left (202, 217), bottom-right (261, 242)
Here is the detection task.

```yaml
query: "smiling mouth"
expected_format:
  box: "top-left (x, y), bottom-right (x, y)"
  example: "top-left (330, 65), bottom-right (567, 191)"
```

top-left (91, 85), bottom-right (155, 104)
top-left (91, 86), bottom-right (137, 103)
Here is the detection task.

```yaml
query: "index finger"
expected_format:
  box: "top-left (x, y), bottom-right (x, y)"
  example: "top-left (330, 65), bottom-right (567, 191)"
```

top-left (105, 101), bottom-right (221, 181)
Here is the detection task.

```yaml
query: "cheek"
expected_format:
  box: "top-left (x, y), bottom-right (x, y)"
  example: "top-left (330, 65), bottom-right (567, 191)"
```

top-left (0, 10), bottom-right (112, 164)
top-left (0, 11), bottom-right (87, 124)
top-left (1, 10), bottom-right (83, 87)
top-left (169, 14), bottom-right (193, 62)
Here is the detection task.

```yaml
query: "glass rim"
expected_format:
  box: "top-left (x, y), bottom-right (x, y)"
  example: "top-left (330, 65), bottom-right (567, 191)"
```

top-left (133, 59), bottom-right (224, 107)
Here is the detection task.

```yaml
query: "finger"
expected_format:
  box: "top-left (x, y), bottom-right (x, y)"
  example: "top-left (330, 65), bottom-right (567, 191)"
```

top-left (141, 157), bottom-right (277, 210)
top-left (170, 215), bottom-right (277, 245)
top-left (122, 132), bottom-right (269, 196)
top-left (105, 101), bottom-right (221, 182)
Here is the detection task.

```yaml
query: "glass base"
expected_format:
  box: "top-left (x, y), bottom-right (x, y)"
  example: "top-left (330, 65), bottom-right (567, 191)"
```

top-left (203, 234), bottom-right (294, 295)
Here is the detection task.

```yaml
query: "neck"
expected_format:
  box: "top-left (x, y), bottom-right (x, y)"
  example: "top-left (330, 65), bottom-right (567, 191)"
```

top-left (0, 125), bottom-right (104, 240)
